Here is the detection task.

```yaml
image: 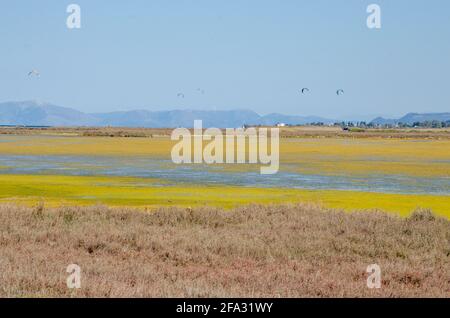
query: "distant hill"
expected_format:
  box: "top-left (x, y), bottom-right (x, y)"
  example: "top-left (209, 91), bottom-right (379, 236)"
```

top-left (258, 113), bottom-right (334, 126)
top-left (2, 101), bottom-right (447, 128)
top-left (397, 113), bottom-right (450, 124)
top-left (370, 117), bottom-right (398, 126)
top-left (370, 113), bottom-right (450, 125)
top-left (0, 101), bottom-right (98, 126)
top-left (0, 101), bottom-right (334, 128)
top-left (92, 109), bottom-right (264, 128)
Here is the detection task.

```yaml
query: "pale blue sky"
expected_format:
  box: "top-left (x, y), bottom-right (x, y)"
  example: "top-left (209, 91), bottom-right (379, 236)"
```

top-left (1, 0), bottom-right (449, 119)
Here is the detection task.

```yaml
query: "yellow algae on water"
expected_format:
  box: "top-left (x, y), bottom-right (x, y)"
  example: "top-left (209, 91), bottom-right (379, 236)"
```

top-left (280, 138), bottom-right (450, 178)
top-left (0, 135), bottom-right (174, 157)
top-left (280, 138), bottom-right (450, 161)
top-left (284, 159), bottom-right (450, 177)
top-left (0, 174), bottom-right (448, 219)
top-left (0, 135), bottom-right (448, 218)
top-left (0, 135), bottom-right (449, 178)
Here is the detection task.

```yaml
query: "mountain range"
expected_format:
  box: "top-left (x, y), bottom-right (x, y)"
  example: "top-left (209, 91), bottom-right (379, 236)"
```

top-left (0, 101), bottom-right (335, 128)
top-left (0, 101), bottom-right (448, 128)
top-left (370, 113), bottom-right (450, 125)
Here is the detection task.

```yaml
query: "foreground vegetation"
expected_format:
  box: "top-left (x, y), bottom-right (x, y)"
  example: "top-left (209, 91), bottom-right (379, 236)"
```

top-left (0, 203), bottom-right (448, 297)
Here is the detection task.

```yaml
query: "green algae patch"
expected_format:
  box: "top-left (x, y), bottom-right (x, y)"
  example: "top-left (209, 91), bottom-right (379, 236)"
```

top-left (0, 174), bottom-right (448, 219)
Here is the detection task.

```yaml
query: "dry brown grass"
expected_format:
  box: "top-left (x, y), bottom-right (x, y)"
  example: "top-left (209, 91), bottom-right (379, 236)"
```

top-left (1, 126), bottom-right (449, 139)
top-left (278, 126), bottom-right (450, 139)
top-left (0, 126), bottom-right (173, 138)
top-left (0, 203), bottom-right (448, 298)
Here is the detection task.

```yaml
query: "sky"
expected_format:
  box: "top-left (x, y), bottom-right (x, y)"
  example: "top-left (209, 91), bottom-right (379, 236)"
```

top-left (0, 0), bottom-right (449, 120)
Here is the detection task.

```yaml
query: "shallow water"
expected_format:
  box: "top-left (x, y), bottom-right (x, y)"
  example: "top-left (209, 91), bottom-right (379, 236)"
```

top-left (0, 154), bottom-right (448, 195)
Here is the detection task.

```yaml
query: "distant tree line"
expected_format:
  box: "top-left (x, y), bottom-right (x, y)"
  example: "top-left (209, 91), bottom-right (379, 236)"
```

top-left (395, 120), bottom-right (450, 128)
top-left (244, 120), bottom-right (450, 129)
top-left (309, 120), bottom-right (450, 129)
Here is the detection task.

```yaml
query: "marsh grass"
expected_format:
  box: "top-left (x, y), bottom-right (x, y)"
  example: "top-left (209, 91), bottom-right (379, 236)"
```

top-left (1, 126), bottom-right (449, 139)
top-left (0, 203), bottom-right (448, 297)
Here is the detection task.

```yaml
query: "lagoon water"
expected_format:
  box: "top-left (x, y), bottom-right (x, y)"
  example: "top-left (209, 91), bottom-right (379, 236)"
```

top-left (0, 154), bottom-right (448, 195)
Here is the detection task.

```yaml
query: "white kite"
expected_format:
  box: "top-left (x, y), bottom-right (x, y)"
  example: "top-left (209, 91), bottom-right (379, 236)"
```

top-left (301, 88), bottom-right (310, 94)
top-left (28, 69), bottom-right (40, 77)
top-left (336, 89), bottom-right (345, 96)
